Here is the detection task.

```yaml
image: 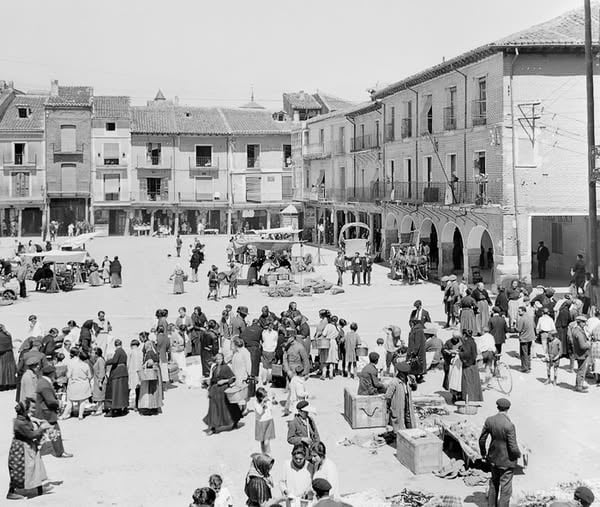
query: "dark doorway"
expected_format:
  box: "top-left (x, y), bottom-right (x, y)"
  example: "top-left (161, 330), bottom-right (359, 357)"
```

top-left (50, 198), bottom-right (86, 234)
top-left (21, 208), bottom-right (43, 236)
top-left (452, 227), bottom-right (464, 270)
top-left (108, 210), bottom-right (126, 235)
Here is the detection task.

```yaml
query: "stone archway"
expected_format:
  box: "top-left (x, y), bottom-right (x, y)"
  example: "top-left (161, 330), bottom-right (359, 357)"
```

top-left (440, 221), bottom-right (464, 277)
top-left (420, 218), bottom-right (439, 270)
top-left (467, 225), bottom-right (495, 284)
top-left (384, 213), bottom-right (400, 260)
top-left (400, 215), bottom-right (415, 234)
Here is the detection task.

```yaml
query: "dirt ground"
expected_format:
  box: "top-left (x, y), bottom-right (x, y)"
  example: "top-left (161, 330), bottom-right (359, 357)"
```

top-left (0, 235), bottom-right (598, 506)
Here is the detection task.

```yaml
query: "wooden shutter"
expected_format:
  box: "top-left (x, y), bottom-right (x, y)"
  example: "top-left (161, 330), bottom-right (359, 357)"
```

top-left (195, 177), bottom-right (213, 201)
top-left (282, 175), bottom-right (292, 200)
top-left (160, 177), bottom-right (169, 200)
top-left (60, 125), bottom-right (76, 152)
top-left (12, 172), bottom-right (29, 197)
top-left (246, 176), bottom-right (261, 202)
top-left (103, 143), bottom-right (119, 164)
top-left (138, 177), bottom-right (148, 200)
top-left (61, 164), bottom-right (77, 193)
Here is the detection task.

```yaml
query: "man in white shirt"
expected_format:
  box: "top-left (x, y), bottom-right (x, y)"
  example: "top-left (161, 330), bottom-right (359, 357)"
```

top-left (585, 309), bottom-right (600, 336)
top-left (475, 327), bottom-right (496, 385)
top-left (536, 308), bottom-right (557, 358)
top-left (261, 322), bottom-right (279, 384)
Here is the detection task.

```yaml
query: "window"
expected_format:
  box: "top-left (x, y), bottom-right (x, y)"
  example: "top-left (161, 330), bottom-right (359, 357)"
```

top-left (103, 143), bottom-right (119, 165)
top-left (195, 176), bottom-right (214, 201)
top-left (247, 144), bottom-right (260, 168)
top-left (473, 77), bottom-right (487, 126)
top-left (445, 87), bottom-right (457, 130)
top-left (339, 126), bottom-right (345, 151)
top-left (424, 156), bottom-right (433, 184)
top-left (105, 122), bottom-right (116, 131)
top-left (146, 177), bottom-right (162, 200)
top-left (146, 143), bottom-right (161, 165)
top-left (103, 174), bottom-right (120, 200)
top-left (18, 108), bottom-right (29, 119)
top-left (448, 153), bottom-right (457, 179)
top-left (14, 143), bottom-right (25, 165)
top-left (11, 172), bottom-right (29, 197)
top-left (61, 163), bottom-right (77, 193)
top-left (387, 106), bottom-right (395, 141)
top-left (60, 125), bottom-right (76, 152)
top-left (302, 131), bottom-right (309, 146)
top-left (319, 129), bottom-right (324, 146)
top-left (551, 222), bottom-right (563, 254)
top-left (404, 158), bottom-right (413, 198)
top-left (375, 120), bottom-right (380, 145)
top-left (305, 169), bottom-right (310, 189)
top-left (423, 94), bottom-right (433, 134)
top-left (474, 151), bottom-right (486, 175)
top-left (390, 159), bottom-right (395, 182)
top-left (283, 144), bottom-right (292, 167)
top-left (402, 102), bottom-right (412, 138)
top-left (195, 146), bottom-right (213, 167)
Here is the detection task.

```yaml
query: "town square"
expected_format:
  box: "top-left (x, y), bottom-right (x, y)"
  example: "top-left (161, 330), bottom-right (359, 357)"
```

top-left (1, 0), bottom-right (600, 506)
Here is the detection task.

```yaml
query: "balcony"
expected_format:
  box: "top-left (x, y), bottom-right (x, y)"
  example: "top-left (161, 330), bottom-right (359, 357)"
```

top-left (136, 155), bottom-right (172, 169)
top-left (384, 123), bottom-right (395, 142)
top-left (400, 118), bottom-right (412, 139)
top-left (177, 191), bottom-right (223, 203)
top-left (303, 142), bottom-right (331, 159)
top-left (472, 99), bottom-right (487, 126)
top-left (443, 107), bottom-right (457, 130)
top-left (130, 190), bottom-right (170, 202)
top-left (350, 134), bottom-right (379, 152)
top-left (191, 155), bottom-right (218, 169)
top-left (3, 154), bottom-right (38, 168)
top-left (332, 139), bottom-right (346, 155)
top-left (52, 143), bottom-right (84, 154)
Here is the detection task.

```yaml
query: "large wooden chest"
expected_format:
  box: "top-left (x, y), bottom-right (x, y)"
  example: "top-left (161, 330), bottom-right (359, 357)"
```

top-left (343, 387), bottom-right (387, 429)
top-left (396, 428), bottom-right (443, 474)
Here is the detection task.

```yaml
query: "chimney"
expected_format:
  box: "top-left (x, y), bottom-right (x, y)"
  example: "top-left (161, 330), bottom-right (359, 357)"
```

top-left (50, 80), bottom-right (59, 97)
top-left (174, 96), bottom-right (179, 106)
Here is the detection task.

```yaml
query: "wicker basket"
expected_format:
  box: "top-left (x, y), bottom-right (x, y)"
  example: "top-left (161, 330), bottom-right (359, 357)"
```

top-left (317, 338), bottom-right (331, 349)
top-left (138, 367), bottom-right (158, 382)
top-left (356, 346), bottom-right (369, 357)
top-left (225, 384), bottom-right (248, 404)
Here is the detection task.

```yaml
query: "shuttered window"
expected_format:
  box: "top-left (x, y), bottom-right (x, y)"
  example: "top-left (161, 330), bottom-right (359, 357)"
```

top-left (246, 176), bottom-right (261, 202)
top-left (12, 172), bottom-right (29, 197)
top-left (60, 125), bottom-right (76, 152)
top-left (104, 174), bottom-right (120, 200)
top-left (195, 177), bottom-right (213, 201)
top-left (282, 175), bottom-right (293, 200)
top-left (61, 163), bottom-right (77, 192)
top-left (103, 143), bottom-right (119, 165)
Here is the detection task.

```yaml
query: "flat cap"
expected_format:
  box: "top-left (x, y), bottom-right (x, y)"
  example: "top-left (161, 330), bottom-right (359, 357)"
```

top-left (496, 398), bottom-right (511, 410)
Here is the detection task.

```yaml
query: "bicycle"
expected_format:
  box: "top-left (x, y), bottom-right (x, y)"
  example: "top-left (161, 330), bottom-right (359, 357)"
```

top-left (483, 353), bottom-right (513, 394)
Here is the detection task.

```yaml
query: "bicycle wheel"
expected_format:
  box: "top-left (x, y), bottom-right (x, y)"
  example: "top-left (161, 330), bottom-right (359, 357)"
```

top-left (496, 362), bottom-right (513, 394)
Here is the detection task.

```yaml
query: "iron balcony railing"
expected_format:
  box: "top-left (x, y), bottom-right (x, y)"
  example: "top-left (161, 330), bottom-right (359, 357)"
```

top-left (3, 154), bottom-right (37, 166)
top-left (136, 155), bottom-right (172, 169)
top-left (193, 155), bottom-right (217, 168)
top-left (350, 134), bottom-right (379, 152)
top-left (303, 142), bottom-right (331, 158)
top-left (472, 99), bottom-right (487, 126)
top-left (247, 156), bottom-right (260, 169)
top-left (400, 118), bottom-right (412, 139)
top-left (130, 190), bottom-right (170, 202)
top-left (443, 106), bottom-right (457, 130)
top-left (52, 143), bottom-right (84, 154)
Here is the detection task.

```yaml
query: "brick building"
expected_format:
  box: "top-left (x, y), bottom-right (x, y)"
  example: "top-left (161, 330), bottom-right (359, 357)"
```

top-left (45, 81), bottom-right (93, 233)
top-left (294, 6), bottom-right (600, 285)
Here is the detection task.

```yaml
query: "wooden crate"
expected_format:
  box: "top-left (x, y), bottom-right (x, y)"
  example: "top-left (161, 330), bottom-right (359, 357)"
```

top-left (343, 387), bottom-right (387, 429)
top-left (396, 428), bottom-right (443, 474)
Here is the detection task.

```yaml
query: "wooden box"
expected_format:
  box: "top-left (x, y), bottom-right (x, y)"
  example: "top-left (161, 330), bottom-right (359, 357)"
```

top-left (343, 387), bottom-right (387, 429)
top-left (396, 428), bottom-right (443, 474)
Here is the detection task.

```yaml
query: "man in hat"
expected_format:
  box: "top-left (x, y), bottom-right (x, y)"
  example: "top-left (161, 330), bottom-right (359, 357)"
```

top-left (517, 306), bottom-right (535, 373)
top-left (409, 300), bottom-right (431, 329)
top-left (242, 318), bottom-right (263, 397)
top-left (536, 241), bottom-right (550, 279)
top-left (19, 356), bottom-right (40, 403)
top-left (41, 328), bottom-right (59, 360)
top-left (15, 257), bottom-right (27, 298)
top-left (489, 307), bottom-right (508, 356)
top-left (36, 365), bottom-right (73, 458)
top-left (351, 252), bottom-right (362, 286)
top-left (231, 306), bottom-right (248, 338)
top-left (357, 352), bottom-right (386, 395)
top-left (312, 478), bottom-right (352, 507)
top-left (287, 400), bottom-right (320, 447)
top-left (479, 398), bottom-right (521, 507)
top-left (283, 335), bottom-right (310, 380)
top-left (385, 361), bottom-right (417, 431)
top-left (572, 315), bottom-right (591, 392)
top-left (407, 319), bottom-right (427, 383)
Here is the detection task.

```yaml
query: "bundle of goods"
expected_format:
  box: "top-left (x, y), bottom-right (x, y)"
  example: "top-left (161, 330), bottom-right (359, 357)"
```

top-left (265, 281), bottom-right (297, 297)
top-left (518, 480), bottom-right (600, 507)
top-left (342, 489), bottom-right (391, 507)
top-left (443, 420), bottom-right (481, 462)
top-left (330, 286), bottom-right (345, 295)
top-left (386, 489), bottom-right (434, 507)
top-left (302, 276), bottom-right (334, 293)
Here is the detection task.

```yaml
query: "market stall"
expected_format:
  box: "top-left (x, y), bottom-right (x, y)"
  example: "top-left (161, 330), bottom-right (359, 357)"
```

top-left (21, 250), bottom-right (89, 292)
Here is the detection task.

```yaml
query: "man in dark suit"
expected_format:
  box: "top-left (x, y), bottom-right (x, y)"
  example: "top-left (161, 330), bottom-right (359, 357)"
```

top-left (536, 241), bottom-right (549, 279)
top-left (41, 328), bottom-right (59, 360)
top-left (479, 398), bottom-right (521, 507)
top-left (409, 300), bottom-right (431, 328)
top-left (489, 307), bottom-right (509, 355)
top-left (36, 365), bottom-right (73, 458)
top-left (287, 401), bottom-right (320, 447)
top-left (357, 353), bottom-right (386, 395)
top-left (242, 318), bottom-right (263, 396)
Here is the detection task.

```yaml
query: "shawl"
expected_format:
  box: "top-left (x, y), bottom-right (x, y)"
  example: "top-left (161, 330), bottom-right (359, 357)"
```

top-left (246, 453), bottom-right (274, 487)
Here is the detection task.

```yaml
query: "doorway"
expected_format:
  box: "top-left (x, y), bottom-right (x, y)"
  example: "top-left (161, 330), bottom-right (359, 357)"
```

top-left (108, 210), bottom-right (126, 235)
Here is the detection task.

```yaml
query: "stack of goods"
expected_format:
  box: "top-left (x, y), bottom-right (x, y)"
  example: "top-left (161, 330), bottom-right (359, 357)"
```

top-left (414, 395), bottom-right (450, 430)
top-left (265, 281), bottom-right (297, 297)
top-left (443, 420), bottom-right (481, 462)
top-left (302, 277), bottom-right (334, 294)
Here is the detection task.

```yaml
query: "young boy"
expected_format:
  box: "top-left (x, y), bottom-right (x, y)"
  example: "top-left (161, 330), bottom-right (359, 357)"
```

top-left (546, 331), bottom-right (562, 386)
top-left (374, 338), bottom-right (386, 374)
top-left (228, 262), bottom-right (239, 298)
top-left (283, 364), bottom-right (307, 417)
top-left (208, 474), bottom-right (233, 507)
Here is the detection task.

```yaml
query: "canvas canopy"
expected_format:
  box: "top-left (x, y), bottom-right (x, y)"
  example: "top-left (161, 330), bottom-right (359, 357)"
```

top-left (21, 250), bottom-right (89, 263)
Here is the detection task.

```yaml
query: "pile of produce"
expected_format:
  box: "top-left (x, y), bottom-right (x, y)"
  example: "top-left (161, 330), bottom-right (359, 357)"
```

top-left (265, 281), bottom-right (297, 297)
top-left (302, 276), bottom-right (334, 293)
top-left (518, 479), bottom-right (600, 507)
top-left (386, 489), bottom-right (433, 507)
top-left (445, 420), bottom-right (481, 459)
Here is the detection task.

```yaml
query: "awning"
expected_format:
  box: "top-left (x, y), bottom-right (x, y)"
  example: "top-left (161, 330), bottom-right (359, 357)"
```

top-left (21, 250), bottom-right (89, 263)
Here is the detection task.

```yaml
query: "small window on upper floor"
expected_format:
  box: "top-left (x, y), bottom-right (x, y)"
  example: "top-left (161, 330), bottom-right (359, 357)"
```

top-left (18, 108), bottom-right (29, 119)
top-left (105, 122), bottom-right (116, 131)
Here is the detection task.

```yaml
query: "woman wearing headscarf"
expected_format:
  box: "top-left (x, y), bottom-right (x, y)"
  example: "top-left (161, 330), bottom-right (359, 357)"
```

top-left (442, 332), bottom-right (462, 392)
top-left (494, 287), bottom-right (509, 318)
top-left (458, 329), bottom-right (483, 403)
top-left (170, 264), bottom-right (185, 295)
top-left (79, 320), bottom-right (98, 354)
top-left (203, 352), bottom-right (241, 434)
top-left (63, 349), bottom-right (93, 420)
top-left (138, 340), bottom-right (163, 415)
top-left (471, 282), bottom-right (492, 334)
top-left (104, 339), bottom-right (129, 416)
top-left (88, 260), bottom-right (102, 286)
top-left (6, 400), bottom-right (51, 500)
top-left (385, 361), bottom-right (417, 432)
top-left (0, 323), bottom-right (17, 391)
top-left (459, 289), bottom-right (477, 335)
top-left (109, 256), bottom-right (122, 288)
top-left (244, 453), bottom-right (281, 507)
top-left (309, 442), bottom-right (340, 500)
top-left (91, 347), bottom-right (106, 416)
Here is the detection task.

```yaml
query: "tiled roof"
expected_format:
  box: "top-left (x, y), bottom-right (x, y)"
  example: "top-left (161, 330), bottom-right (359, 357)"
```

top-left (130, 106), bottom-right (177, 134)
top-left (175, 107), bottom-right (229, 135)
top-left (46, 86), bottom-right (93, 107)
top-left (314, 92), bottom-right (356, 112)
top-left (240, 100), bottom-right (266, 110)
top-left (220, 108), bottom-right (292, 135)
top-left (283, 91), bottom-right (321, 110)
top-left (373, 5), bottom-right (598, 100)
top-left (0, 95), bottom-right (46, 131)
top-left (93, 96), bottom-right (130, 119)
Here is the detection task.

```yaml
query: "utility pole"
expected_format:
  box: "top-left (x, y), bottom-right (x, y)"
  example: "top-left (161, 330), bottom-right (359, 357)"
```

top-left (585, 0), bottom-right (599, 278)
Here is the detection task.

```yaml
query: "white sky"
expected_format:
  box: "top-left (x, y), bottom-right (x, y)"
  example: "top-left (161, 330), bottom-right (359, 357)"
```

top-left (0, 0), bottom-right (583, 108)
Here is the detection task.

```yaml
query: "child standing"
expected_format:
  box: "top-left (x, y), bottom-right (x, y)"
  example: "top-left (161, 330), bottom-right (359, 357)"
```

top-left (343, 322), bottom-right (361, 378)
top-left (209, 474), bottom-right (233, 507)
top-left (228, 262), bottom-right (239, 298)
top-left (254, 387), bottom-right (275, 453)
top-left (283, 364), bottom-right (308, 416)
top-left (374, 338), bottom-right (386, 374)
top-left (546, 332), bottom-right (562, 386)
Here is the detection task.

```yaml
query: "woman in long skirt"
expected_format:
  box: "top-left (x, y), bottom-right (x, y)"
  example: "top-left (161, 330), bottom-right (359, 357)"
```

top-left (91, 348), bottom-right (106, 415)
top-left (203, 353), bottom-right (240, 434)
top-left (7, 401), bottom-right (49, 500)
top-left (138, 341), bottom-right (163, 415)
top-left (0, 324), bottom-right (17, 391)
top-left (472, 282), bottom-right (491, 335)
top-left (104, 340), bottom-right (129, 416)
top-left (170, 265), bottom-right (185, 295)
top-left (109, 257), bottom-right (122, 288)
top-left (458, 330), bottom-right (483, 403)
top-left (459, 291), bottom-right (477, 335)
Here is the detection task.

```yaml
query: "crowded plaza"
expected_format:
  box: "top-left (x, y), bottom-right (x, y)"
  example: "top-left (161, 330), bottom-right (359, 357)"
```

top-left (0, 231), bottom-right (599, 506)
